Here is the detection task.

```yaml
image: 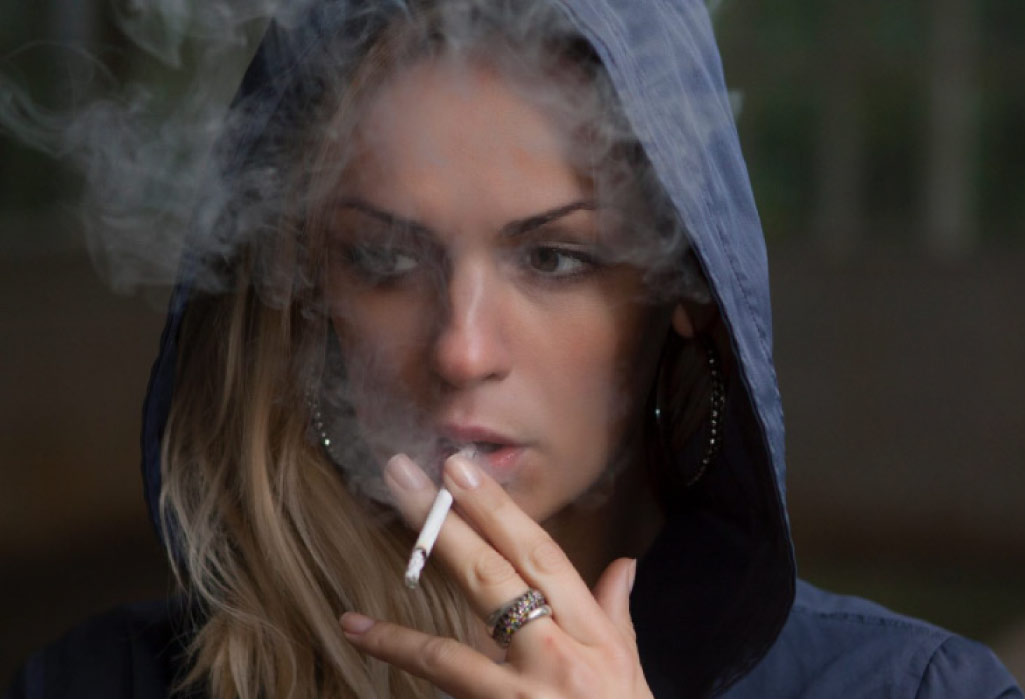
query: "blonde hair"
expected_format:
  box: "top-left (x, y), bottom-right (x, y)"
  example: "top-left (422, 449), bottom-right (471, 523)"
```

top-left (162, 232), bottom-right (479, 696)
top-left (159, 1), bottom-right (709, 695)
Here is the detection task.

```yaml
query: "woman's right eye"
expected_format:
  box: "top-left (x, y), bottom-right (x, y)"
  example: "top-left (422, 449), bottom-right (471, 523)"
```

top-left (341, 243), bottom-right (420, 283)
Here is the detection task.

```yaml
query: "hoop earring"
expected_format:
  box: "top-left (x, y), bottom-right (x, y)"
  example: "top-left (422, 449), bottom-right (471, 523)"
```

top-left (308, 388), bottom-right (343, 466)
top-left (652, 335), bottom-right (726, 489)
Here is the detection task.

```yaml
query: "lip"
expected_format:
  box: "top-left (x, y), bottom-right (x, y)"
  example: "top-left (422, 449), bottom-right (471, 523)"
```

top-left (437, 423), bottom-right (527, 483)
top-left (439, 423), bottom-right (518, 447)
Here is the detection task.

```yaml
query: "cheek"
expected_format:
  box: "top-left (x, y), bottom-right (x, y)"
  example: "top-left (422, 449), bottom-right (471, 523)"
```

top-left (329, 286), bottom-right (429, 374)
top-left (514, 312), bottom-right (644, 521)
top-left (573, 295), bottom-right (653, 402)
top-left (536, 295), bottom-right (655, 458)
top-left (326, 288), bottom-right (441, 451)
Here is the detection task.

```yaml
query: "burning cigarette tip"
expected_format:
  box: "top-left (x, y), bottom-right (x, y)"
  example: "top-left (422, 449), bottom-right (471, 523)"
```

top-left (404, 486), bottom-right (453, 588)
top-left (404, 548), bottom-right (427, 589)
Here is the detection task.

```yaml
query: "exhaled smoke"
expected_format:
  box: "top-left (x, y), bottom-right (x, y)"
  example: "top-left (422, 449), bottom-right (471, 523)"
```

top-left (112, 0), bottom-right (292, 68)
top-left (0, 0), bottom-right (321, 291)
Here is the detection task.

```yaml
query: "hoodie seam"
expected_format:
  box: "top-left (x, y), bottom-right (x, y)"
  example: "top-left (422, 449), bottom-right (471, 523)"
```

top-left (914, 636), bottom-right (956, 699)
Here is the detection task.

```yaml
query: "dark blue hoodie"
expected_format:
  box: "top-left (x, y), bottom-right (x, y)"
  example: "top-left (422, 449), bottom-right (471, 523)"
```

top-left (9, 1), bottom-right (1022, 697)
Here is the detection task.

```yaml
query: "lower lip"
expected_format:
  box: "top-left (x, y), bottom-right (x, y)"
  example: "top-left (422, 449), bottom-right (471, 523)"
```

top-left (475, 445), bottom-right (526, 483)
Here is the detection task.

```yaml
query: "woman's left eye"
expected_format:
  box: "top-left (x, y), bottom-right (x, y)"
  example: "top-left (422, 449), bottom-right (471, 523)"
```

top-left (524, 246), bottom-right (595, 277)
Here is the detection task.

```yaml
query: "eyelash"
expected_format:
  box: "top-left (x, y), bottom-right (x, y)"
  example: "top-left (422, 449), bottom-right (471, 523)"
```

top-left (521, 244), bottom-right (601, 280)
top-left (338, 243), bottom-right (421, 284)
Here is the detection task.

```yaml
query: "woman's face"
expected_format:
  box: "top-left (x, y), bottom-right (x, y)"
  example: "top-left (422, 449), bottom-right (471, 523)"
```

top-left (324, 58), bottom-right (666, 522)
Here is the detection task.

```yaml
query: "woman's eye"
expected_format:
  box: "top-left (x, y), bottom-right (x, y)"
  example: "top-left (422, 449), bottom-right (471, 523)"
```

top-left (344, 244), bottom-right (419, 281)
top-left (525, 246), bottom-right (594, 277)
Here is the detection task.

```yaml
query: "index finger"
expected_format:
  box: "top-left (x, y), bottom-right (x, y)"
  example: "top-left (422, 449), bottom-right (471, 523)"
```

top-left (343, 614), bottom-right (518, 698)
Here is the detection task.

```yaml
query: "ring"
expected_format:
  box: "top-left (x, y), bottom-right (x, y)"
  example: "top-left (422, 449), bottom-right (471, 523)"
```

top-left (487, 589), bottom-right (552, 647)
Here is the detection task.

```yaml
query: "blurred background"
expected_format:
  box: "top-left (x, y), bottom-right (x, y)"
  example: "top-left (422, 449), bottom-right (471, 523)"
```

top-left (2, 0), bottom-right (1023, 687)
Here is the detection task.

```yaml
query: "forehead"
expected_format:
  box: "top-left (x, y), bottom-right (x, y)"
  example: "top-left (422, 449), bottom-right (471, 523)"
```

top-left (338, 58), bottom-right (590, 232)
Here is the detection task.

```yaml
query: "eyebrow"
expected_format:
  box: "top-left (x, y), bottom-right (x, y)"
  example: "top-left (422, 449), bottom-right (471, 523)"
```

top-left (499, 200), bottom-right (597, 237)
top-left (333, 197), bottom-right (597, 238)
top-left (333, 198), bottom-right (433, 237)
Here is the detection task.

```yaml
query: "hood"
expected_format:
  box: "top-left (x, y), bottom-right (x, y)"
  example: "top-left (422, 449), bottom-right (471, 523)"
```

top-left (141, 1), bottom-right (794, 695)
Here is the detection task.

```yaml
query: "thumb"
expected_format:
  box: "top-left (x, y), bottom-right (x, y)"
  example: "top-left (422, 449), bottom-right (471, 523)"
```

top-left (592, 557), bottom-right (638, 642)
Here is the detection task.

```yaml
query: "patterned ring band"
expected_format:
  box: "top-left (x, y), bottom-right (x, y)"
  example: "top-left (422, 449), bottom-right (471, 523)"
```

top-left (488, 589), bottom-right (552, 647)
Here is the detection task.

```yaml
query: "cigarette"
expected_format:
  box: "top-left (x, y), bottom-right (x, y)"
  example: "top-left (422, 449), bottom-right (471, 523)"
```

top-left (404, 486), bottom-right (452, 588)
top-left (404, 446), bottom-right (476, 589)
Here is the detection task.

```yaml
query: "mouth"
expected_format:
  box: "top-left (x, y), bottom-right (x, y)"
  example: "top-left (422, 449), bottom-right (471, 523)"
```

top-left (437, 425), bottom-right (527, 482)
top-left (462, 440), bottom-right (505, 454)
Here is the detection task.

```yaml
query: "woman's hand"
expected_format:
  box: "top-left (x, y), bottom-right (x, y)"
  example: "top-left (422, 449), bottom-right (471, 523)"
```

top-left (339, 452), bottom-right (653, 698)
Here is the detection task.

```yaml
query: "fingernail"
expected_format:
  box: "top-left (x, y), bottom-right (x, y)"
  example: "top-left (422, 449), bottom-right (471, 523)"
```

top-left (447, 454), bottom-right (480, 490)
top-left (385, 454), bottom-right (429, 491)
top-left (628, 559), bottom-right (638, 593)
top-left (340, 611), bottom-right (376, 637)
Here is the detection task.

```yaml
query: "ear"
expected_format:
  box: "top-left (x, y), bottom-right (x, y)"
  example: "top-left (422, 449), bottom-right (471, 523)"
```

top-left (671, 304), bottom-right (695, 338)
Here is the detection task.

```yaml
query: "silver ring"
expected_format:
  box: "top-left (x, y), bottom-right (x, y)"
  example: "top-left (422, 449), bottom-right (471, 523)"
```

top-left (488, 589), bottom-right (552, 647)
top-left (522, 604), bottom-right (553, 626)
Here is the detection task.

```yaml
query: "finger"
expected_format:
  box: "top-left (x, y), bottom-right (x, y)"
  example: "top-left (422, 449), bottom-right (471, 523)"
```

top-left (441, 452), bottom-right (610, 644)
top-left (592, 557), bottom-right (638, 644)
top-left (341, 612), bottom-right (515, 698)
top-left (384, 454), bottom-right (534, 621)
top-left (382, 453), bottom-right (440, 527)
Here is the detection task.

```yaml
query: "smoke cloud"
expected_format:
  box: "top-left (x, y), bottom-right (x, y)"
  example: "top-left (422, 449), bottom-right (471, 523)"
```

top-left (1, 0), bottom-right (319, 290)
top-left (3, 0), bottom-right (732, 505)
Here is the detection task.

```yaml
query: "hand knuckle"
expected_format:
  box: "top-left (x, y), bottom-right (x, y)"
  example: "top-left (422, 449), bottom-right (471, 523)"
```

top-left (559, 662), bottom-right (600, 697)
top-left (511, 685), bottom-right (539, 700)
top-left (534, 628), bottom-right (562, 654)
top-left (471, 549), bottom-right (518, 588)
top-left (604, 644), bottom-right (637, 673)
top-left (359, 622), bottom-right (389, 651)
top-left (624, 623), bottom-right (638, 644)
top-left (510, 676), bottom-right (558, 700)
top-left (421, 636), bottom-right (459, 669)
top-left (528, 537), bottom-right (569, 575)
top-left (527, 630), bottom-right (573, 666)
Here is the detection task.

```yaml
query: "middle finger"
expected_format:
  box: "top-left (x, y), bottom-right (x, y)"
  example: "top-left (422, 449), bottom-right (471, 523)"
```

top-left (384, 453), bottom-right (538, 624)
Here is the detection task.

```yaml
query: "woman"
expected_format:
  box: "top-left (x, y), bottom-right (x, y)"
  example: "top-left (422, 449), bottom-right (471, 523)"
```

top-left (11, 0), bottom-right (1021, 697)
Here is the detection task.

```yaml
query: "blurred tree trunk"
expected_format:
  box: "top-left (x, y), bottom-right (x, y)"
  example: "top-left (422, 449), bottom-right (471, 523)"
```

top-left (813, 0), bottom-right (864, 257)
top-left (924, 0), bottom-right (979, 257)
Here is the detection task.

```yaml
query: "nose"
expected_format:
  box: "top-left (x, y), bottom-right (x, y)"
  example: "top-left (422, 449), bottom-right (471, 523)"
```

top-left (431, 258), bottom-right (511, 388)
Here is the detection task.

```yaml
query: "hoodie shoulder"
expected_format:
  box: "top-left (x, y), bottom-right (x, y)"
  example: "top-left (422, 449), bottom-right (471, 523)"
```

top-left (722, 580), bottom-right (1022, 698)
top-left (6, 600), bottom-right (187, 698)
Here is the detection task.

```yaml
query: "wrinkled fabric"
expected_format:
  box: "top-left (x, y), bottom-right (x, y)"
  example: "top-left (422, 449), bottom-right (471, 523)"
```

top-left (724, 582), bottom-right (1022, 699)
top-left (9, 1), bottom-right (1022, 697)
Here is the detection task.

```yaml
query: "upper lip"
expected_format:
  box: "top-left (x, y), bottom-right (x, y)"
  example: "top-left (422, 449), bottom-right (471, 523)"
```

top-left (438, 423), bottom-right (521, 448)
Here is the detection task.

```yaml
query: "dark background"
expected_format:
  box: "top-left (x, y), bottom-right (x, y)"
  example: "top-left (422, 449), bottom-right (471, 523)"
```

top-left (2, 0), bottom-right (1023, 686)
